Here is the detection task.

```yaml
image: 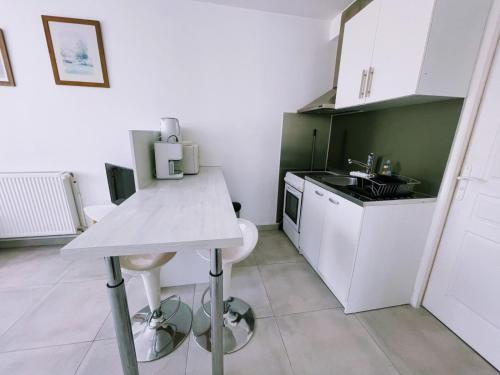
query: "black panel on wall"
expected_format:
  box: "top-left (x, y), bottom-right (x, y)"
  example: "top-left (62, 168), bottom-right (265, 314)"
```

top-left (327, 99), bottom-right (464, 196)
top-left (276, 113), bottom-right (332, 223)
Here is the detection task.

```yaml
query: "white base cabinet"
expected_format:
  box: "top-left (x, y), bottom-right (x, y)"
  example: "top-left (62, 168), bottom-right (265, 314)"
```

top-left (298, 183), bottom-right (327, 269)
top-left (317, 191), bottom-right (363, 307)
top-left (299, 181), bottom-right (435, 313)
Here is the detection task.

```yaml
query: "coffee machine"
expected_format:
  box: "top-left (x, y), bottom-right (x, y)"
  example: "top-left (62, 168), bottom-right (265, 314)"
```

top-left (154, 118), bottom-right (184, 179)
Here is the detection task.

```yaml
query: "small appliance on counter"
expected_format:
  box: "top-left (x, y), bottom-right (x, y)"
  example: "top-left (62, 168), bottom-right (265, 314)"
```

top-left (160, 117), bottom-right (182, 143)
top-left (154, 117), bottom-right (199, 179)
top-left (181, 143), bottom-right (199, 175)
top-left (155, 142), bottom-right (183, 179)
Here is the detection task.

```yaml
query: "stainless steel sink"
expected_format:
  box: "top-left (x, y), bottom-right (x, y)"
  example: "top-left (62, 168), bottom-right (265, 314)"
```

top-left (321, 176), bottom-right (358, 187)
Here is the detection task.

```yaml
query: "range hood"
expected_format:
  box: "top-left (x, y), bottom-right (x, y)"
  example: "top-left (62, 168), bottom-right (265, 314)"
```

top-left (298, 87), bottom-right (337, 114)
top-left (297, 0), bottom-right (372, 115)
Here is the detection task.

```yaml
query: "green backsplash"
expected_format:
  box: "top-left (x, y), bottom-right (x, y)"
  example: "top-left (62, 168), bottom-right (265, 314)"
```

top-left (327, 99), bottom-right (464, 196)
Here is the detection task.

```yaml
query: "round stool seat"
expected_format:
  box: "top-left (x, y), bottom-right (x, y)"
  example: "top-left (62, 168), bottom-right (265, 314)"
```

top-left (197, 218), bottom-right (258, 265)
top-left (120, 253), bottom-right (176, 272)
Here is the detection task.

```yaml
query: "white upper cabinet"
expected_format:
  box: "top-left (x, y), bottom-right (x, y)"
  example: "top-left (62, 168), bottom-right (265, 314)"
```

top-left (365, 0), bottom-right (434, 104)
top-left (336, 0), bottom-right (492, 109)
top-left (335, 1), bottom-right (380, 109)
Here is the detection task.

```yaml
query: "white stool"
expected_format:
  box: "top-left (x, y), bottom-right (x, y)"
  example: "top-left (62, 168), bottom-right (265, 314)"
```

top-left (84, 205), bottom-right (192, 362)
top-left (192, 218), bottom-right (258, 353)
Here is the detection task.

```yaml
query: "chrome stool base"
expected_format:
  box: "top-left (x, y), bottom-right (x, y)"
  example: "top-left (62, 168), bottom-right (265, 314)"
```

top-left (192, 296), bottom-right (255, 354)
top-left (131, 296), bottom-right (192, 362)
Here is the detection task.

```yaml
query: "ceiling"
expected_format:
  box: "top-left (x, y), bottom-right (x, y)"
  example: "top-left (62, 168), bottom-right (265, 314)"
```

top-left (193, 0), bottom-right (352, 20)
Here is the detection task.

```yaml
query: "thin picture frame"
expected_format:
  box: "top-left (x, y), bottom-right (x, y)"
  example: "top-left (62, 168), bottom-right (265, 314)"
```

top-left (41, 15), bottom-right (109, 88)
top-left (0, 29), bottom-right (15, 86)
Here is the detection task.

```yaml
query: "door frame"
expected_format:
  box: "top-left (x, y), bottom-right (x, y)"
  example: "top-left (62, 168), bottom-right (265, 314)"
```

top-left (411, 1), bottom-right (500, 307)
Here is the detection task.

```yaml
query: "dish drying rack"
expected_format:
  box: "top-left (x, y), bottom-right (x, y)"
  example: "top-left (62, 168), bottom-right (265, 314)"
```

top-left (357, 174), bottom-right (421, 197)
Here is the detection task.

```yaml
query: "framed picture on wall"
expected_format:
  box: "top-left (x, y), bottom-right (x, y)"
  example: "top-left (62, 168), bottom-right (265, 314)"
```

top-left (41, 15), bottom-right (109, 87)
top-left (0, 29), bottom-right (15, 86)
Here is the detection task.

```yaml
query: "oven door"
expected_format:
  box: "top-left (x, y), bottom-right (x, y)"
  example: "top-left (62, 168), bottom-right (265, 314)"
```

top-left (283, 183), bottom-right (302, 231)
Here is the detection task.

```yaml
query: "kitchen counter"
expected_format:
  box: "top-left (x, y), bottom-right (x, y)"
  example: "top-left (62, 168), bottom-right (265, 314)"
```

top-left (62, 167), bottom-right (243, 259)
top-left (304, 173), bottom-right (436, 207)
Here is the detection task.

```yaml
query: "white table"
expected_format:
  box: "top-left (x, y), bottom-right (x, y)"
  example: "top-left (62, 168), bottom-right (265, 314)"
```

top-left (62, 167), bottom-right (243, 375)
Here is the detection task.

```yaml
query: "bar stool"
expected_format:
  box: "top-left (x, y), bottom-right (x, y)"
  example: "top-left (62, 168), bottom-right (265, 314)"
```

top-left (84, 205), bottom-right (192, 362)
top-left (192, 218), bottom-right (258, 353)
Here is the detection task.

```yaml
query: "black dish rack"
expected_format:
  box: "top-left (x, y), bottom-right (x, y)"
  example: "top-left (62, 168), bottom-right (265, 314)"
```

top-left (357, 174), bottom-right (421, 198)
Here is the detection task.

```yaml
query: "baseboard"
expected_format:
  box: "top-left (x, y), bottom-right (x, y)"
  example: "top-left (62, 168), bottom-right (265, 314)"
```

top-left (257, 223), bottom-right (279, 231)
top-left (0, 234), bottom-right (78, 249)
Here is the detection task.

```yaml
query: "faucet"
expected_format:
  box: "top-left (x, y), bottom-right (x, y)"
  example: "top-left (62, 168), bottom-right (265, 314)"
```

top-left (348, 153), bottom-right (375, 176)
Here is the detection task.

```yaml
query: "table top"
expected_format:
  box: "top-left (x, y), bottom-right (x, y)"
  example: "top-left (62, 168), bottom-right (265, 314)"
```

top-left (61, 167), bottom-right (243, 259)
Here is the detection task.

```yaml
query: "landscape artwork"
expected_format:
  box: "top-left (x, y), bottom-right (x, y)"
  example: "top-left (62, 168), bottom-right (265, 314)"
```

top-left (0, 29), bottom-right (15, 86)
top-left (59, 32), bottom-right (95, 75)
top-left (42, 16), bottom-right (109, 87)
top-left (0, 53), bottom-right (7, 80)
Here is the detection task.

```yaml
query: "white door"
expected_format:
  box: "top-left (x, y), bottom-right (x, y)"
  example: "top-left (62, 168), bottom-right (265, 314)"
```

top-left (299, 182), bottom-right (327, 270)
top-left (335, 0), bottom-right (381, 109)
top-left (317, 192), bottom-right (363, 307)
top-left (424, 40), bottom-right (500, 370)
top-left (365, 0), bottom-right (434, 104)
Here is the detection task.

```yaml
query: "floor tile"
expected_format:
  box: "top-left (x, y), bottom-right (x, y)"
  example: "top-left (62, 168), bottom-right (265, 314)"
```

top-left (1, 238), bottom-right (498, 375)
top-left (76, 338), bottom-right (188, 375)
top-left (234, 252), bottom-right (256, 267)
top-left (259, 262), bottom-right (341, 315)
top-left (96, 278), bottom-right (195, 340)
top-left (278, 309), bottom-right (399, 375)
top-left (193, 266), bottom-right (272, 318)
top-left (0, 286), bottom-right (53, 337)
top-left (357, 306), bottom-right (500, 375)
top-left (59, 258), bottom-right (108, 283)
top-left (253, 230), bottom-right (304, 265)
top-left (186, 317), bottom-right (293, 375)
top-left (0, 246), bottom-right (72, 287)
top-left (0, 279), bottom-right (110, 352)
top-left (0, 342), bottom-right (90, 375)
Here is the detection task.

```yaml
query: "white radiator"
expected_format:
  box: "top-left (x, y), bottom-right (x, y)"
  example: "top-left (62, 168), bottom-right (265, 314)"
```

top-left (0, 172), bottom-right (84, 239)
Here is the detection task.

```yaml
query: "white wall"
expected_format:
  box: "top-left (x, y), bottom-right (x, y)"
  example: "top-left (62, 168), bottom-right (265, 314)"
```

top-left (0, 0), bottom-right (336, 225)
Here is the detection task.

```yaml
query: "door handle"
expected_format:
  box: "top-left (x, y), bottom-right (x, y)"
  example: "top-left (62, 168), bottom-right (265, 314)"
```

top-left (329, 197), bottom-right (339, 205)
top-left (366, 67), bottom-right (374, 97)
top-left (358, 69), bottom-right (368, 99)
top-left (315, 190), bottom-right (324, 197)
top-left (457, 175), bottom-right (486, 182)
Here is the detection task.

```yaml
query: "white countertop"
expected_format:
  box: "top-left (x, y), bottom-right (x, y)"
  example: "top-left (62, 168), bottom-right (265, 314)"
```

top-left (62, 167), bottom-right (243, 259)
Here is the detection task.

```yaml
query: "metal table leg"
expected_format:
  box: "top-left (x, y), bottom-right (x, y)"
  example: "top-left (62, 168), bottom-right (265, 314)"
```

top-left (105, 256), bottom-right (139, 375)
top-left (210, 248), bottom-right (224, 375)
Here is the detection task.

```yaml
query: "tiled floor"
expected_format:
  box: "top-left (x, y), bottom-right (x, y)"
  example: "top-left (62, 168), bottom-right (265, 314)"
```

top-left (0, 230), bottom-right (498, 375)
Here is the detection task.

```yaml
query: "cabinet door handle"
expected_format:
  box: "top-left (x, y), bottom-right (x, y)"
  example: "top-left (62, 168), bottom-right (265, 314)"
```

top-left (358, 69), bottom-right (368, 99)
top-left (315, 190), bottom-right (324, 197)
top-left (329, 197), bottom-right (339, 205)
top-left (457, 175), bottom-right (486, 183)
top-left (366, 66), bottom-right (375, 97)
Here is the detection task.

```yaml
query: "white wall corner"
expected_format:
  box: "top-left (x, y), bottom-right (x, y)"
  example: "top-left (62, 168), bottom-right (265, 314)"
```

top-left (329, 13), bottom-right (342, 40)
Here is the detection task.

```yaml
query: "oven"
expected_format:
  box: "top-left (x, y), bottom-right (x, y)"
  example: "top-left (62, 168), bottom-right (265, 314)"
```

top-left (283, 182), bottom-right (302, 248)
